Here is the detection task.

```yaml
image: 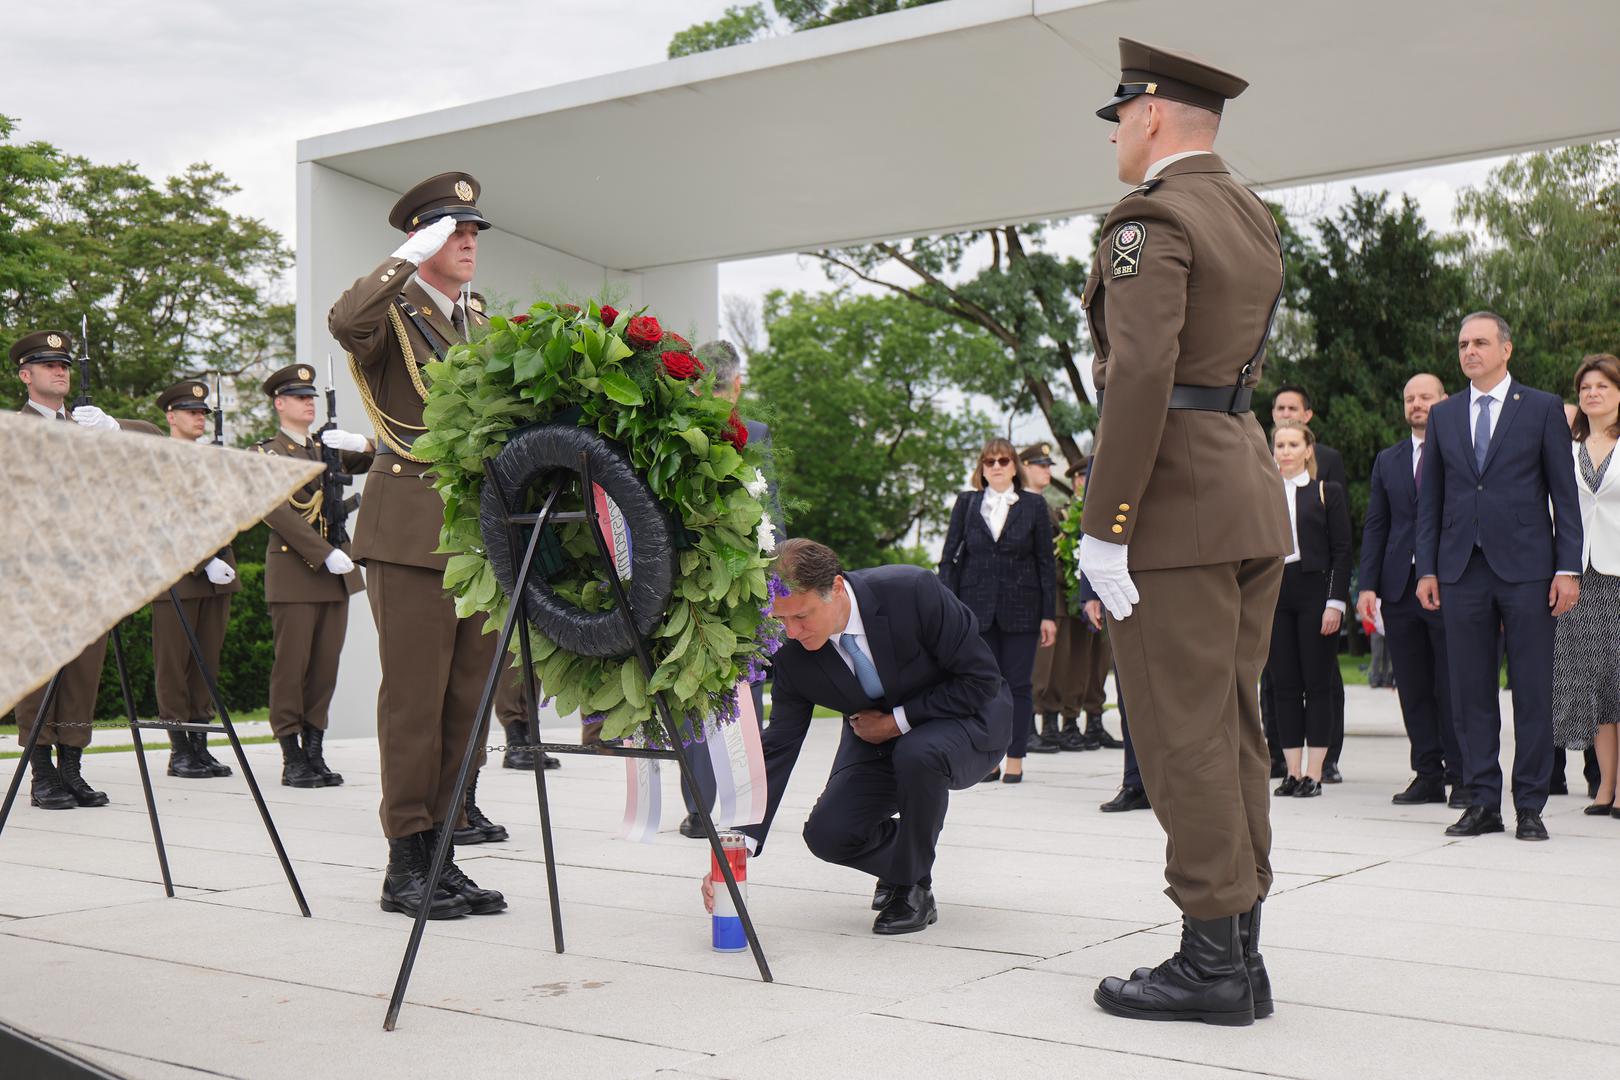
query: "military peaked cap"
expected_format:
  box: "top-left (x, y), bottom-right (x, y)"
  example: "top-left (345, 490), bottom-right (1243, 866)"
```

top-left (1096, 37), bottom-right (1249, 121)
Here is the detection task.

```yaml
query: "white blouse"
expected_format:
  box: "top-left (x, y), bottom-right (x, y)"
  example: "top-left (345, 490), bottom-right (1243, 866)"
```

top-left (981, 486), bottom-right (1019, 541)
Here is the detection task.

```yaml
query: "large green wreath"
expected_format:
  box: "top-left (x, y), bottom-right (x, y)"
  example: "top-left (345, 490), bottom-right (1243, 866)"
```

top-left (414, 300), bottom-right (778, 743)
top-left (1055, 496), bottom-right (1086, 618)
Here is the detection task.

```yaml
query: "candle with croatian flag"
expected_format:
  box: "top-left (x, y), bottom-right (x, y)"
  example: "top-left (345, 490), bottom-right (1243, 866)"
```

top-left (711, 830), bottom-right (749, 952)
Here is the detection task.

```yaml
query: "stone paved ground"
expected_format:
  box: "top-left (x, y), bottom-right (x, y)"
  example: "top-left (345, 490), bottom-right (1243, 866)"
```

top-left (1, 686), bottom-right (1612, 1079)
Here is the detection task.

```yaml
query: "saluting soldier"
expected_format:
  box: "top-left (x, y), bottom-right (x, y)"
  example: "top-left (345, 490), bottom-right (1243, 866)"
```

top-left (151, 378), bottom-right (240, 780)
top-left (329, 172), bottom-right (506, 919)
top-left (253, 363), bottom-right (373, 788)
top-left (11, 330), bottom-right (160, 809)
top-left (1076, 40), bottom-right (1292, 1026)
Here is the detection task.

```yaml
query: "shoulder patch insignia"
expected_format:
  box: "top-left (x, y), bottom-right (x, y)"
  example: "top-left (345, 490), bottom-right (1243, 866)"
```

top-left (1111, 221), bottom-right (1146, 278)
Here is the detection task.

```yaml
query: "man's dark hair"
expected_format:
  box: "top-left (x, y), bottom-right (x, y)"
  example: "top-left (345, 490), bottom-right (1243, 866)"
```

top-left (774, 538), bottom-right (842, 598)
top-left (695, 340), bottom-right (741, 385)
top-left (1459, 311), bottom-right (1513, 344)
top-left (1273, 384), bottom-right (1312, 411)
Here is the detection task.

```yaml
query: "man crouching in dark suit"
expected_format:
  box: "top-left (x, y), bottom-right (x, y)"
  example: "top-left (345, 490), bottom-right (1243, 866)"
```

top-left (705, 538), bottom-right (1011, 934)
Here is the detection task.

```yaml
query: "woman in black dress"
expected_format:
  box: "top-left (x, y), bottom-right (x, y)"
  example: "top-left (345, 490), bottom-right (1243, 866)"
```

top-left (939, 437), bottom-right (1057, 783)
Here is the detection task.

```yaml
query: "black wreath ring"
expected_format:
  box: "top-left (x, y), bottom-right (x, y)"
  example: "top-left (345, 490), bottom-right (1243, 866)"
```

top-left (480, 423), bottom-right (676, 659)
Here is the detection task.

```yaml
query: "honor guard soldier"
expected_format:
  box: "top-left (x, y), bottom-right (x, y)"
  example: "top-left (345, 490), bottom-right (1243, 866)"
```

top-left (151, 378), bottom-right (240, 780)
top-left (1077, 40), bottom-right (1292, 1026)
top-left (254, 364), bottom-right (373, 788)
top-left (11, 331), bottom-right (160, 808)
top-left (329, 171), bottom-right (506, 919)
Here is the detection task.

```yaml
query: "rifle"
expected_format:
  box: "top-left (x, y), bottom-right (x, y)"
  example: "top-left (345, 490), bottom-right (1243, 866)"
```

top-left (70, 314), bottom-right (92, 409)
top-left (211, 371), bottom-right (224, 446)
top-left (318, 354), bottom-right (355, 547)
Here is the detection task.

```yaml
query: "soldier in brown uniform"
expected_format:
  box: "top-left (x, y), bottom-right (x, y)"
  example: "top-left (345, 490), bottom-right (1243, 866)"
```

top-left (329, 172), bottom-right (506, 918)
top-left (1076, 40), bottom-right (1291, 1026)
top-left (151, 378), bottom-right (240, 780)
top-left (253, 363), bottom-right (372, 788)
top-left (11, 330), bottom-right (161, 808)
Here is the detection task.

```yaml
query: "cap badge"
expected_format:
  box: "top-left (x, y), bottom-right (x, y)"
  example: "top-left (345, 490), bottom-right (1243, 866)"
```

top-left (468, 296), bottom-right (485, 313)
top-left (454, 179), bottom-right (474, 201)
top-left (298, 367), bottom-right (312, 381)
top-left (46, 333), bottom-right (63, 349)
top-left (192, 385), bottom-right (206, 398)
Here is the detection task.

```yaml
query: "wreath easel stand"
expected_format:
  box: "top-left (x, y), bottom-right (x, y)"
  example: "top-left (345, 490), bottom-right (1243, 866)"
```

top-left (382, 436), bottom-right (773, 1032)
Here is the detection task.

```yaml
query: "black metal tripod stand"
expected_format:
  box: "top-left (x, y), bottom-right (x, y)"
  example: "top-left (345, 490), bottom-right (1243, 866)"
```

top-left (383, 451), bottom-right (772, 1030)
top-left (0, 587), bottom-right (309, 917)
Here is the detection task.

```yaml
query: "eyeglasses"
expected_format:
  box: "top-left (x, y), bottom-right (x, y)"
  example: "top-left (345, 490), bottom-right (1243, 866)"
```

top-left (981, 456), bottom-right (1013, 468)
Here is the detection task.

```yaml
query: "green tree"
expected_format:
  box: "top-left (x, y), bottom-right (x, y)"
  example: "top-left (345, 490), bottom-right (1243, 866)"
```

top-left (1455, 142), bottom-right (1620, 397)
top-left (1264, 189), bottom-right (1470, 523)
top-left (669, 3), bottom-right (773, 57)
top-left (750, 290), bottom-right (997, 566)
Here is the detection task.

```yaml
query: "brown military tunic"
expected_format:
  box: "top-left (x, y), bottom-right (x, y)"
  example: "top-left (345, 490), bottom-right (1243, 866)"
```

top-left (330, 264), bottom-right (497, 839)
top-left (255, 431), bottom-right (371, 738)
top-left (1080, 153), bottom-right (1292, 919)
top-left (12, 404), bottom-right (161, 746)
top-left (1032, 491), bottom-right (1112, 719)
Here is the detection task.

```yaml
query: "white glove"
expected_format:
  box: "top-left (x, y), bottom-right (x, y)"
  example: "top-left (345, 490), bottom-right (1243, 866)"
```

top-left (204, 558), bottom-right (237, 586)
top-left (320, 428), bottom-right (369, 453)
top-left (389, 215), bottom-right (457, 266)
top-left (71, 405), bottom-right (119, 432)
top-left (1078, 534), bottom-right (1139, 621)
top-left (323, 549), bottom-right (355, 575)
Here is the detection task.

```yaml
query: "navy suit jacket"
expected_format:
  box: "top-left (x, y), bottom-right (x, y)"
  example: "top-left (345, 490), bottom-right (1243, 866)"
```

top-left (937, 490), bottom-right (1057, 632)
top-left (742, 565), bottom-right (1012, 853)
top-left (1361, 437), bottom-right (1424, 602)
top-left (1415, 379), bottom-right (1582, 584)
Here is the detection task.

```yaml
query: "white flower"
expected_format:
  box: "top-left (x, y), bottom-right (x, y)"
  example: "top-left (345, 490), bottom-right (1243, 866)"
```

top-left (756, 518), bottom-right (777, 555)
top-left (744, 469), bottom-right (769, 499)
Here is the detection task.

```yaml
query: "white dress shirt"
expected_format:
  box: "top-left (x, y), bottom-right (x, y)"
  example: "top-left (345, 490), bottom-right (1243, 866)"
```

top-left (833, 586), bottom-right (909, 733)
top-left (1144, 149), bottom-right (1213, 180)
top-left (1468, 374), bottom-right (1512, 449)
top-left (26, 399), bottom-right (67, 420)
top-left (980, 485), bottom-right (1018, 541)
top-left (1282, 470), bottom-right (1346, 613)
top-left (412, 274), bottom-right (467, 341)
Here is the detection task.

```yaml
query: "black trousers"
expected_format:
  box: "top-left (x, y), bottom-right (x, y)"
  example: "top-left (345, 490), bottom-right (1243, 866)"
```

top-left (1268, 563), bottom-right (1338, 751)
top-left (1382, 587), bottom-right (1461, 783)
top-left (982, 625), bottom-right (1039, 760)
top-left (1443, 549), bottom-right (1555, 811)
top-left (801, 717), bottom-right (999, 887)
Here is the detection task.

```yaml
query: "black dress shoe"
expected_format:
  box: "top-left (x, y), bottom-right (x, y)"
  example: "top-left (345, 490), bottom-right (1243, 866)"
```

top-left (1002, 771), bottom-right (1023, 784)
top-left (1273, 776), bottom-right (1300, 797)
top-left (981, 767), bottom-right (1001, 783)
top-left (1392, 777), bottom-right (1447, 805)
top-left (1445, 805), bottom-right (1505, 837)
top-left (1093, 914), bottom-right (1254, 1026)
top-left (1448, 786), bottom-right (1471, 809)
top-left (1515, 809), bottom-right (1549, 841)
top-left (873, 885), bottom-right (937, 935)
top-left (872, 882), bottom-right (897, 911)
top-left (1583, 803), bottom-right (1614, 816)
top-left (679, 812), bottom-right (706, 839)
top-left (1100, 786), bottom-right (1151, 812)
top-left (1322, 762), bottom-right (1343, 784)
top-left (1293, 777), bottom-right (1323, 798)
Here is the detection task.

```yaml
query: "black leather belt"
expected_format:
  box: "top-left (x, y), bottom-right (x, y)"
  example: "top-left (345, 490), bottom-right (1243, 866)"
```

top-left (1096, 384), bottom-right (1253, 417)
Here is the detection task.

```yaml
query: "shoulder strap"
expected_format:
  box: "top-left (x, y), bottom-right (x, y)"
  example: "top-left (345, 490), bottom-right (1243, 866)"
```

top-left (396, 296), bottom-right (451, 361)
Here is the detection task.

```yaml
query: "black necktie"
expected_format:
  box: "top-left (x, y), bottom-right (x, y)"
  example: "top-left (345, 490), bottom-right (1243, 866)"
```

top-left (451, 305), bottom-right (467, 341)
top-left (1413, 441), bottom-right (1423, 493)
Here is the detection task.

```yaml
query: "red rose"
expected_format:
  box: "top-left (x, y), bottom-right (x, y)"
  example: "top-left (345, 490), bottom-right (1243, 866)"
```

top-left (626, 315), bottom-right (663, 350)
top-left (661, 350), bottom-right (704, 380)
top-left (725, 410), bottom-right (749, 449)
top-left (599, 304), bottom-right (620, 325)
top-left (665, 332), bottom-right (689, 349)
top-left (509, 314), bottom-right (529, 325)
top-left (560, 303), bottom-right (581, 315)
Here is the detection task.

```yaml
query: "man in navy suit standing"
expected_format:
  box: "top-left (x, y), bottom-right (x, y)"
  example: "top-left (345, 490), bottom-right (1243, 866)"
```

top-left (1358, 374), bottom-right (1465, 807)
top-left (707, 538), bottom-right (1011, 935)
top-left (1416, 312), bottom-right (1583, 841)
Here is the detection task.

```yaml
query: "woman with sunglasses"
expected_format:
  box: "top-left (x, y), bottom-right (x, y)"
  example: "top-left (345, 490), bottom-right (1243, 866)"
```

top-left (939, 437), bottom-right (1058, 783)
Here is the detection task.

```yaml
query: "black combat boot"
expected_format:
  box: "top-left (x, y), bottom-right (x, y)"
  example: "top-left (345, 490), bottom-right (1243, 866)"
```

top-left (1085, 712), bottom-right (1124, 749)
top-left (56, 746), bottom-right (109, 807)
top-left (278, 735), bottom-right (326, 789)
top-left (380, 834), bottom-right (470, 920)
top-left (427, 824), bottom-right (507, 915)
top-left (302, 724), bottom-right (343, 786)
top-left (1057, 716), bottom-right (1089, 751)
top-left (502, 720), bottom-right (536, 770)
top-left (1240, 901), bottom-right (1273, 1019)
top-left (453, 773), bottom-right (509, 844)
top-left (28, 747), bottom-right (77, 810)
top-left (1094, 914), bottom-right (1254, 1026)
top-left (190, 730), bottom-right (232, 776)
top-left (166, 728), bottom-right (213, 779)
top-left (1027, 714), bottom-right (1061, 754)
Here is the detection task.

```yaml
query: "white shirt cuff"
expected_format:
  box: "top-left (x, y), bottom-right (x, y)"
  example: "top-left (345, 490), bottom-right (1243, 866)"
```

top-left (1557, 570), bottom-right (1581, 577)
top-left (1326, 600), bottom-right (1347, 614)
top-left (892, 705), bottom-right (910, 734)
top-left (743, 835), bottom-right (759, 856)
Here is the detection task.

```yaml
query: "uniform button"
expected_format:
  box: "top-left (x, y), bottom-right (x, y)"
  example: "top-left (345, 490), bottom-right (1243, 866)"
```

top-left (1118, 503), bottom-right (1131, 511)
top-left (1111, 525), bottom-right (1124, 534)
top-left (391, 463), bottom-right (402, 474)
top-left (280, 545), bottom-right (288, 552)
top-left (1115, 514), bottom-right (1127, 523)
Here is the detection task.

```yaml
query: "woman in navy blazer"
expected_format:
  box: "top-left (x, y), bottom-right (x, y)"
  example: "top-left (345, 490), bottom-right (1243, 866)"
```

top-left (939, 437), bottom-right (1057, 783)
top-left (1267, 422), bottom-right (1352, 797)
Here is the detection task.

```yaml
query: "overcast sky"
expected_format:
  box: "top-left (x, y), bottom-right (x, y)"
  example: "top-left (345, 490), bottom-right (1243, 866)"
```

top-left (8, 0), bottom-right (1504, 445)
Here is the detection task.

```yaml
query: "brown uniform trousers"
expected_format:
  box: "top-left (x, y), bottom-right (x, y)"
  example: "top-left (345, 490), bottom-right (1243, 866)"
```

top-left (331, 262), bottom-right (496, 839)
top-left (1032, 496), bottom-right (1112, 718)
top-left (494, 663), bottom-right (535, 730)
top-left (13, 407), bottom-right (162, 746)
top-left (153, 550), bottom-right (238, 724)
top-left (256, 434), bottom-right (371, 738)
top-left (1081, 154), bottom-right (1292, 919)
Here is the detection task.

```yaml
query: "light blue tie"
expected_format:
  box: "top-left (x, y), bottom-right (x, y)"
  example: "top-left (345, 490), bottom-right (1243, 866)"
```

top-left (1474, 397), bottom-right (1493, 474)
top-left (840, 633), bottom-right (886, 701)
